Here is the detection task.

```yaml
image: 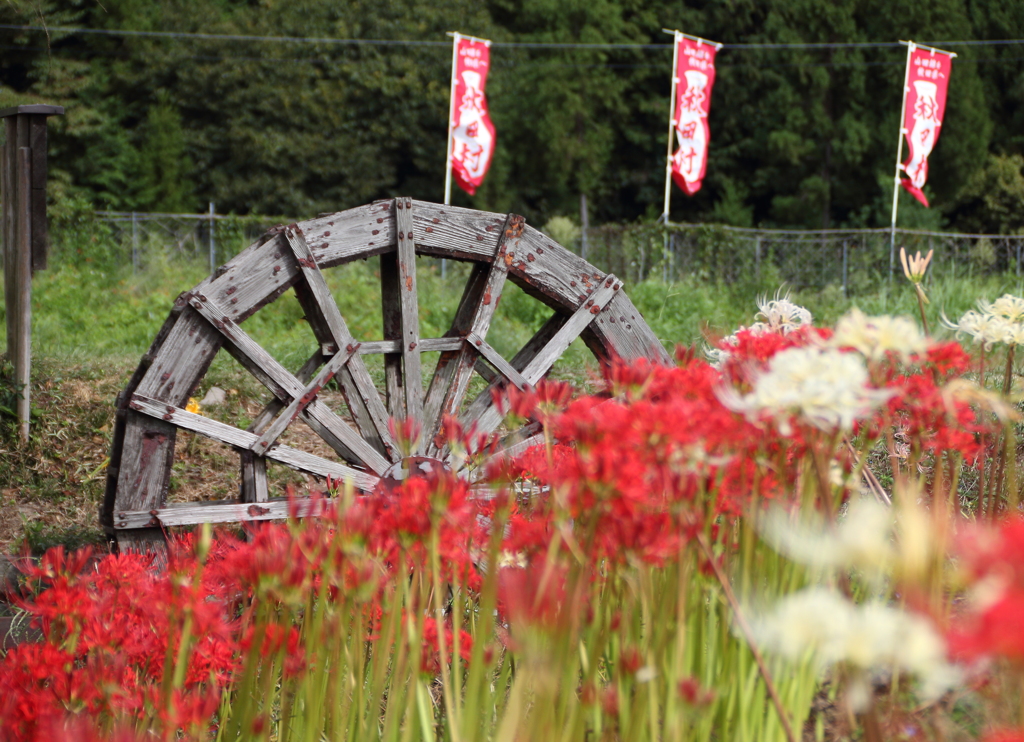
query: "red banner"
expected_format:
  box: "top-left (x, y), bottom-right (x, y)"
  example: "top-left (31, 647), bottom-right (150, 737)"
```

top-left (450, 37), bottom-right (496, 196)
top-left (900, 46), bottom-right (953, 207)
top-left (671, 37), bottom-right (718, 196)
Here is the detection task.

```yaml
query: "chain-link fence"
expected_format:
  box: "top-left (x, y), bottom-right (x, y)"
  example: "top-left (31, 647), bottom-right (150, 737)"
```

top-left (91, 209), bottom-right (1024, 294)
top-left (585, 222), bottom-right (1024, 294)
top-left (94, 209), bottom-right (284, 274)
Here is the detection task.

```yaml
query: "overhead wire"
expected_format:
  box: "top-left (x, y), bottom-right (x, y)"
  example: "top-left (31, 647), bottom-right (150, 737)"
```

top-left (0, 23), bottom-right (1023, 52)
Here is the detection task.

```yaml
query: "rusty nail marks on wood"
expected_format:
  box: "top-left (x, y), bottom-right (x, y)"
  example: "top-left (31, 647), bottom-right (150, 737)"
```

top-left (409, 342), bottom-right (417, 351)
top-left (272, 266), bottom-right (281, 275)
top-left (477, 234), bottom-right (485, 241)
top-left (425, 226), bottom-right (433, 233)
top-left (527, 253), bottom-right (535, 262)
top-left (537, 247), bottom-right (544, 254)
top-left (483, 290), bottom-right (492, 305)
top-left (248, 504), bottom-right (270, 517)
top-left (377, 218), bottom-right (383, 224)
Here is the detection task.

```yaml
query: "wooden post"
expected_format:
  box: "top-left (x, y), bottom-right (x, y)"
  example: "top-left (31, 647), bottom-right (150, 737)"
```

top-left (0, 104), bottom-right (64, 443)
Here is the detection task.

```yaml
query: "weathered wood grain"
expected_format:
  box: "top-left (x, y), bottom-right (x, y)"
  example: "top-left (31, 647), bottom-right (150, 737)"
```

top-left (422, 262), bottom-right (492, 453)
top-left (29, 116), bottom-right (47, 271)
top-left (246, 351), bottom-right (325, 436)
top-left (130, 393), bottom-right (379, 491)
top-left (13, 148), bottom-right (31, 440)
top-left (239, 450), bottom-right (269, 503)
top-left (588, 290), bottom-right (672, 364)
top-left (507, 224), bottom-right (611, 315)
top-left (459, 278), bottom-right (620, 441)
top-left (466, 333), bottom-right (530, 391)
top-left (410, 200), bottom-right (506, 263)
top-left (249, 343), bottom-right (357, 456)
top-left (186, 291), bottom-right (390, 475)
top-left (113, 496), bottom-right (330, 530)
top-left (379, 242), bottom-right (405, 421)
top-left (394, 198), bottom-right (423, 423)
top-left (101, 301), bottom-right (187, 533)
top-left (456, 312), bottom-right (567, 448)
top-left (192, 202), bottom-right (394, 327)
top-left (423, 214), bottom-right (522, 457)
top-left (285, 225), bottom-right (397, 461)
top-left (354, 337), bottom-right (463, 355)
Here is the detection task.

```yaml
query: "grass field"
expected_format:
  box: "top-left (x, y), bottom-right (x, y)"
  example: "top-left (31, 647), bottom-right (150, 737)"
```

top-left (1, 222), bottom-right (1022, 554)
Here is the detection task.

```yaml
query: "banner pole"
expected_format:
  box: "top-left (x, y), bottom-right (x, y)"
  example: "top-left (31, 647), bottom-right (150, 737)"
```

top-left (889, 41), bottom-right (915, 283)
top-left (444, 32), bottom-right (460, 208)
top-left (661, 29), bottom-right (681, 223)
top-left (442, 32), bottom-right (461, 278)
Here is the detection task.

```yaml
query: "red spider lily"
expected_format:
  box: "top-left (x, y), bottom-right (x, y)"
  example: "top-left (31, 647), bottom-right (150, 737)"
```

top-left (984, 731), bottom-right (1024, 742)
top-left (418, 617), bottom-right (473, 676)
top-left (678, 676), bottom-right (716, 706)
top-left (949, 518), bottom-right (1024, 664)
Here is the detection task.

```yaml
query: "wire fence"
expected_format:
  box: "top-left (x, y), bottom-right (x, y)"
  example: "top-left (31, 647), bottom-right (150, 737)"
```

top-left (89, 209), bottom-right (1024, 295)
top-left (586, 222), bottom-right (1024, 294)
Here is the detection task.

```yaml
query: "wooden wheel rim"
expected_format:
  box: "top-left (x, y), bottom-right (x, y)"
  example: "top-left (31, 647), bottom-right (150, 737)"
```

top-left (102, 198), bottom-right (669, 552)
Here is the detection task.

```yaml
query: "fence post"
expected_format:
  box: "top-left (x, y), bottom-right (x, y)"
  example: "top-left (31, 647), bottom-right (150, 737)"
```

top-left (842, 240), bottom-right (849, 298)
top-left (208, 201), bottom-right (215, 274)
top-left (0, 104), bottom-right (63, 443)
top-left (1017, 238), bottom-right (1021, 278)
top-left (755, 236), bottom-right (761, 280)
top-left (131, 211), bottom-right (138, 273)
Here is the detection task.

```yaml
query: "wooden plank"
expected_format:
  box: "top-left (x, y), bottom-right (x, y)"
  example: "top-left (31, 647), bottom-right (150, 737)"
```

top-left (285, 225), bottom-right (398, 462)
top-left (101, 301), bottom-right (188, 533)
top-left (410, 200), bottom-right (507, 262)
top-left (186, 291), bottom-right (391, 475)
top-left (129, 393), bottom-right (379, 491)
top-left (380, 234), bottom-right (405, 420)
top-left (459, 279), bottom-right (620, 441)
top-left (423, 214), bottom-right (521, 456)
top-left (3, 124), bottom-right (13, 361)
top-left (13, 147), bottom-right (31, 442)
top-left (466, 332), bottom-right (530, 391)
top-left (352, 337), bottom-right (464, 356)
top-left (114, 307), bottom-right (222, 526)
top-left (587, 290), bottom-right (672, 364)
top-left (247, 350), bottom-right (325, 435)
top-left (113, 496), bottom-right (330, 530)
top-left (394, 197), bottom-right (423, 423)
top-left (456, 312), bottom-right (567, 447)
top-left (507, 224), bottom-right (610, 314)
top-left (421, 261), bottom-right (490, 443)
top-left (239, 450), bottom-right (269, 503)
top-left (190, 202), bottom-right (391, 327)
top-left (249, 343), bottom-right (357, 455)
top-left (29, 115), bottom-right (47, 272)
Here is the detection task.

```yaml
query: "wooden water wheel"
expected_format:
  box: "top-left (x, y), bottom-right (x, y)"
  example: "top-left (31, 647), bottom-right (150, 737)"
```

top-left (102, 199), bottom-right (670, 553)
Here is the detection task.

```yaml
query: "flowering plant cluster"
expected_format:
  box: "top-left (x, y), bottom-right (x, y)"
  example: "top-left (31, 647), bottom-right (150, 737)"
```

top-left (2, 295), bottom-right (1023, 741)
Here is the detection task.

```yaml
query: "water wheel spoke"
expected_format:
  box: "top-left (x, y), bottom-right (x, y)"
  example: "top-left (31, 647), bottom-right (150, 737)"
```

top-left (247, 350), bottom-right (326, 436)
top-left (185, 291), bottom-right (391, 475)
top-left (249, 344), bottom-right (360, 457)
top-left (285, 225), bottom-right (399, 462)
top-left (423, 214), bottom-right (523, 457)
top-left (458, 277), bottom-right (621, 442)
top-left (128, 393), bottom-right (379, 491)
top-left (108, 198), bottom-right (667, 551)
top-left (394, 198), bottom-right (423, 423)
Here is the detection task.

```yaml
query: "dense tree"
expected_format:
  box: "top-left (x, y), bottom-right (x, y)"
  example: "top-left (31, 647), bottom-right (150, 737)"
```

top-left (0, 0), bottom-right (1022, 232)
